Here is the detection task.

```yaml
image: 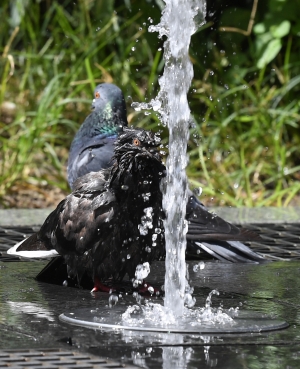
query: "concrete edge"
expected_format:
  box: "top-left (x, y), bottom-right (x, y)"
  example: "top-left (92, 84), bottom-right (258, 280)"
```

top-left (0, 207), bottom-right (299, 227)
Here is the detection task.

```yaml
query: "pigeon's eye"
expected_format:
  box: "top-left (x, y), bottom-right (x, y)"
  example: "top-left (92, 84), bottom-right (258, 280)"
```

top-left (133, 138), bottom-right (140, 146)
top-left (95, 92), bottom-right (100, 99)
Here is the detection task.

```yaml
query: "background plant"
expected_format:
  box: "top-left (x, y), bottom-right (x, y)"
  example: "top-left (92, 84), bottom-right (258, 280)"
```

top-left (0, 0), bottom-right (299, 208)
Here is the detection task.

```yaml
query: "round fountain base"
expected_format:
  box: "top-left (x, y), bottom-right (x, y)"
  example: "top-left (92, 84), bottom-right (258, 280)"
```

top-left (59, 306), bottom-right (288, 334)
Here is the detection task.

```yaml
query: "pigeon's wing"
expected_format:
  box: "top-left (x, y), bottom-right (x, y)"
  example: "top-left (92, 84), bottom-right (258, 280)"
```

top-left (8, 171), bottom-right (115, 259)
top-left (68, 135), bottom-right (116, 188)
top-left (186, 192), bottom-right (259, 241)
top-left (186, 193), bottom-right (264, 263)
top-left (6, 200), bottom-right (66, 259)
top-left (6, 235), bottom-right (60, 259)
top-left (187, 240), bottom-right (265, 263)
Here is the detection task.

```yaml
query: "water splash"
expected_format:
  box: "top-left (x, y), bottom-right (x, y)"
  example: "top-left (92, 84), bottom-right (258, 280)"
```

top-left (121, 289), bottom-right (235, 328)
top-left (148, 0), bottom-right (206, 316)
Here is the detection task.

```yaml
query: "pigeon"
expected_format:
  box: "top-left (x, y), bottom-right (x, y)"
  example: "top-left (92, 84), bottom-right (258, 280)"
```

top-left (9, 128), bottom-right (166, 291)
top-left (67, 83), bottom-right (128, 189)
top-left (66, 83), bottom-right (264, 264)
top-left (8, 127), bottom-right (265, 292)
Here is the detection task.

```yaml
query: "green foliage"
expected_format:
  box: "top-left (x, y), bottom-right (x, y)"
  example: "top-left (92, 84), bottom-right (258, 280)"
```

top-left (0, 0), bottom-right (299, 208)
top-left (187, 0), bottom-right (300, 207)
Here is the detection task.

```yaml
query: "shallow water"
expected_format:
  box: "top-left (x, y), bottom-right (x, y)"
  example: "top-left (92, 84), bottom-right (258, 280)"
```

top-left (1, 260), bottom-right (300, 368)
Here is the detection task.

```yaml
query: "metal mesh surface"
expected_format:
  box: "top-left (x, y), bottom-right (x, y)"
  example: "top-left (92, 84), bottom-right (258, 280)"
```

top-left (241, 223), bottom-right (300, 260)
top-left (1, 224), bottom-right (300, 261)
top-left (0, 349), bottom-right (139, 369)
top-left (0, 226), bottom-right (38, 261)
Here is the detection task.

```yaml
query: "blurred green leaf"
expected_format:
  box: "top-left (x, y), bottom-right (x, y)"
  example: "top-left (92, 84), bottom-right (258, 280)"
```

top-left (257, 39), bottom-right (282, 69)
top-left (270, 20), bottom-right (291, 38)
top-left (253, 23), bottom-right (267, 34)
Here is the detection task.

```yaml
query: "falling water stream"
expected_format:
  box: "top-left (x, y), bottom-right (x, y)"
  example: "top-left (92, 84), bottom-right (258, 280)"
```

top-left (148, 0), bottom-right (206, 317)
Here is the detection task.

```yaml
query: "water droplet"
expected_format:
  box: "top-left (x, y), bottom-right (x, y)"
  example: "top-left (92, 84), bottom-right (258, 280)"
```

top-left (131, 102), bottom-right (141, 111)
top-left (193, 187), bottom-right (202, 196)
top-left (131, 47), bottom-right (136, 51)
top-left (135, 262), bottom-right (150, 281)
top-left (133, 280), bottom-right (139, 288)
top-left (148, 286), bottom-right (154, 295)
top-left (108, 295), bottom-right (118, 308)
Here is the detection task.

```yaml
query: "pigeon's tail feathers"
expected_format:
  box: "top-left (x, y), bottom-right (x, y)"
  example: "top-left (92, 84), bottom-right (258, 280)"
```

top-left (192, 240), bottom-right (266, 263)
top-left (7, 234), bottom-right (59, 259)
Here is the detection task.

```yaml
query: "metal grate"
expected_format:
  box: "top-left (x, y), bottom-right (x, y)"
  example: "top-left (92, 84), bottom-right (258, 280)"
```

top-left (1, 224), bottom-right (300, 261)
top-left (240, 223), bottom-right (300, 260)
top-left (0, 226), bottom-right (38, 262)
top-left (0, 348), bottom-right (139, 369)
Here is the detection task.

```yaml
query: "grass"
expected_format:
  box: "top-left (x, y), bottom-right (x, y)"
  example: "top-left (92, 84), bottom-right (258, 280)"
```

top-left (187, 66), bottom-right (300, 207)
top-left (0, 0), bottom-right (299, 208)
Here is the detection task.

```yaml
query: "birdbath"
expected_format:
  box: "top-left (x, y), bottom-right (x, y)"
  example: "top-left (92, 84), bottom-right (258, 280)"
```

top-left (60, 0), bottom-right (288, 334)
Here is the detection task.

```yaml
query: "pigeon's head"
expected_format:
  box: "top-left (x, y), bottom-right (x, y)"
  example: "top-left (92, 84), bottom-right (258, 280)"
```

top-left (113, 127), bottom-right (162, 164)
top-left (110, 127), bottom-right (165, 190)
top-left (91, 83), bottom-right (128, 124)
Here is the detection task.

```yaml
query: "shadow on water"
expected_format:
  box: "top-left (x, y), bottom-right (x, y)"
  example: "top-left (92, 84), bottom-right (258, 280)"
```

top-left (1, 259), bottom-right (300, 368)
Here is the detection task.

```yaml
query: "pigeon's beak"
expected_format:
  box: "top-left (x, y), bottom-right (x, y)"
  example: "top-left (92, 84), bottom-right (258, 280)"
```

top-left (91, 99), bottom-right (96, 110)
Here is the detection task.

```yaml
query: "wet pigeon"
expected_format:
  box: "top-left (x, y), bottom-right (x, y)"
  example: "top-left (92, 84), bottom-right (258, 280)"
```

top-left (67, 83), bottom-right (128, 189)
top-left (8, 127), bottom-right (264, 291)
top-left (66, 83), bottom-right (264, 264)
top-left (9, 128), bottom-right (166, 291)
